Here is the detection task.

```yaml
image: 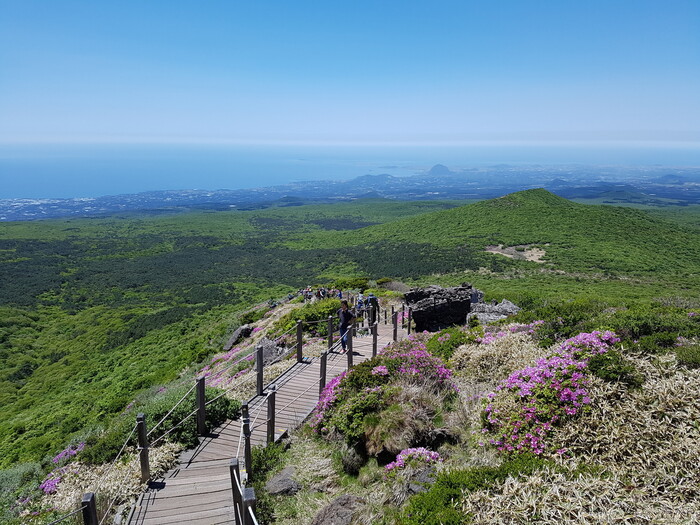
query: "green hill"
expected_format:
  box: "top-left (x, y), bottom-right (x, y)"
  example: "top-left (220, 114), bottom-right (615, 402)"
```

top-left (1, 191), bottom-right (699, 473)
top-left (301, 188), bottom-right (700, 277)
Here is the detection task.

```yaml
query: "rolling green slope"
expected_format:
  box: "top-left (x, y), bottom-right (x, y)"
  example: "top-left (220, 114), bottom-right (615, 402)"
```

top-left (1, 191), bottom-right (700, 471)
top-left (300, 189), bottom-right (700, 276)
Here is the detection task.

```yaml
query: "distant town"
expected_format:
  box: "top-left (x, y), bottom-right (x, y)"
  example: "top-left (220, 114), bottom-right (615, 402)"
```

top-left (2, 164), bottom-right (699, 221)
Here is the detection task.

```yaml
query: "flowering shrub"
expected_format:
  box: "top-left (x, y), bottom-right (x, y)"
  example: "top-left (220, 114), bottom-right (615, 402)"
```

top-left (426, 327), bottom-right (474, 360)
top-left (371, 365), bottom-right (389, 376)
top-left (385, 447), bottom-right (442, 471)
top-left (481, 331), bottom-right (619, 455)
top-left (310, 335), bottom-right (458, 458)
top-left (309, 372), bottom-right (346, 432)
top-left (52, 443), bottom-right (85, 464)
top-left (477, 321), bottom-right (544, 345)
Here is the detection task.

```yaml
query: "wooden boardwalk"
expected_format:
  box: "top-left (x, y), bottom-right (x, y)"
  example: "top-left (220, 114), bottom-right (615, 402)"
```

top-left (128, 322), bottom-right (401, 525)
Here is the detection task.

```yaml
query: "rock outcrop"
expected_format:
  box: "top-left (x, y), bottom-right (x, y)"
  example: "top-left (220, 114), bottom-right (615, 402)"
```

top-left (224, 324), bottom-right (253, 350)
top-left (404, 283), bottom-right (478, 332)
top-left (467, 299), bottom-right (520, 325)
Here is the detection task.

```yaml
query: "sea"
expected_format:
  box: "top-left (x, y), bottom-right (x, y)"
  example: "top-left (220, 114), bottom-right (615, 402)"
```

top-left (1, 142), bottom-right (700, 200)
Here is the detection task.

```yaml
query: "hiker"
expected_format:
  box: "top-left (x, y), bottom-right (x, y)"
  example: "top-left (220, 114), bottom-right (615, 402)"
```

top-left (338, 300), bottom-right (355, 353)
top-left (367, 292), bottom-right (380, 324)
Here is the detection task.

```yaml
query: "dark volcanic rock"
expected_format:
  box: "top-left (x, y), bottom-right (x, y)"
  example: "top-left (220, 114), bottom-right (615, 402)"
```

top-left (405, 283), bottom-right (478, 332)
top-left (265, 466), bottom-right (300, 496)
top-left (467, 299), bottom-right (520, 325)
top-left (257, 337), bottom-right (288, 366)
top-left (224, 324), bottom-right (253, 350)
top-left (309, 494), bottom-right (364, 525)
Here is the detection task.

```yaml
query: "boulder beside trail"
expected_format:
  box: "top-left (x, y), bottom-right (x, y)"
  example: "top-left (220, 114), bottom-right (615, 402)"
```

top-left (467, 299), bottom-right (521, 325)
top-left (265, 466), bottom-right (300, 496)
top-left (309, 494), bottom-right (364, 525)
top-left (256, 337), bottom-right (289, 366)
top-left (224, 324), bottom-right (253, 350)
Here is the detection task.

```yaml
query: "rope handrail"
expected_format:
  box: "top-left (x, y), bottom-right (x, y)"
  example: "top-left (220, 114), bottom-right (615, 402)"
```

top-left (92, 422), bottom-right (138, 494)
top-left (248, 505), bottom-right (260, 525)
top-left (150, 408), bottom-right (198, 447)
top-left (46, 505), bottom-right (88, 525)
top-left (98, 452), bottom-right (140, 525)
top-left (249, 391), bottom-right (270, 430)
top-left (147, 381), bottom-right (198, 438)
top-left (235, 419), bottom-right (244, 458)
top-left (275, 374), bottom-right (323, 415)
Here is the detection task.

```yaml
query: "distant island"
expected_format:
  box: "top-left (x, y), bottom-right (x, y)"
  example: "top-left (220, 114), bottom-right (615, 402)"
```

top-left (1, 163), bottom-right (699, 221)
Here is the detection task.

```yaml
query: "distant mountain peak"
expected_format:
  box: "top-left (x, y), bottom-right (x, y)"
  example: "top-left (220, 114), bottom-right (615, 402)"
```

top-left (428, 164), bottom-right (453, 176)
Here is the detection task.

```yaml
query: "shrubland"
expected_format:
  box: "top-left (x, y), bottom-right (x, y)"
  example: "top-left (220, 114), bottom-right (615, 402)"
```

top-left (1, 191), bottom-right (700, 523)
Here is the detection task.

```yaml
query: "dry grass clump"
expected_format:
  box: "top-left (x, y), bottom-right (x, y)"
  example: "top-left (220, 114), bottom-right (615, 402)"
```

top-left (550, 353), bottom-right (700, 498)
top-left (460, 464), bottom-right (700, 524)
top-left (459, 352), bottom-right (700, 523)
top-left (363, 378), bottom-right (457, 457)
top-left (451, 331), bottom-right (547, 382)
top-left (222, 359), bottom-right (296, 401)
top-left (44, 442), bottom-right (181, 520)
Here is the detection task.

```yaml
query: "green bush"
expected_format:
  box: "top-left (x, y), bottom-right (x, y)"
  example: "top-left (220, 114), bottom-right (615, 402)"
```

top-left (82, 385), bottom-right (240, 465)
top-left (270, 298), bottom-right (341, 338)
top-left (587, 350), bottom-right (643, 388)
top-left (332, 277), bottom-right (370, 290)
top-left (249, 442), bottom-right (286, 525)
top-left (676, 344), bottom-right (700, 369)
top-left (330, 388), bottom-right (386, 444)
top-left (0, 462), bottom-right (42, 524)
top-left (400, 454), bottom-right (553, 524)
top-left (425, 327), bottom-right (471, 360)
top-left (239, 307), bottom-right (267, 325)
top-left (521, 299), bottom-right (605, 347)
top-left (635, 332), bottom-right (679, 354)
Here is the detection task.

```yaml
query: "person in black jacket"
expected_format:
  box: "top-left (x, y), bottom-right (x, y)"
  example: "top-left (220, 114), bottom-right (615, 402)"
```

top-left (338, 300), bottom-right (355, 353)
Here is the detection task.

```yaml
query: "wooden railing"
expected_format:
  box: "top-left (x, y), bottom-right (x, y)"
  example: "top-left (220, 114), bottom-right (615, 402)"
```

top-left (57, 300), bottom-right (411, 525)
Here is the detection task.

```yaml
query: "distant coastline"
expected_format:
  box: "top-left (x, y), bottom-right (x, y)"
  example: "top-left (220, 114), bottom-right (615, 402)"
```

top-left (2, 142), bottom-right (700, 201)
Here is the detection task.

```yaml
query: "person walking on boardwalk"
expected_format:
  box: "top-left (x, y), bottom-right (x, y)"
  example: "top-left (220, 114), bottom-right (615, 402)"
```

top-left (338, 300), bottom-right (355, 353)
top-left (366, 292), bottom-right (380, 324)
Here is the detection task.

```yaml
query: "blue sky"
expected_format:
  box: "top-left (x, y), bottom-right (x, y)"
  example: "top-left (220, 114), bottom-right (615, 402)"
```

top-left (1, 0), bottom-right (699, 145)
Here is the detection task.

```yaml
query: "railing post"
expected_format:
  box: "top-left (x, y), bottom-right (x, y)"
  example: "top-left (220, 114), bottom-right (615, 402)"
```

top-left (347, 320), bottom-right (354, 369)
top-left (242, 487), bottom-right (257, 525)
top-left (407, 307), bottom-right (412, 335)
top-left (267, 385), bottom-right (276, 444)
top-left (241, 401), bottom-right (249, 420)
top-left (230, 458), bottom-right (243, 525)
top-left (81, 492), bottom-right (98, 525)
top-left (372, 322), bottom-right (378, 357)
top-left (256, 345), bottom-right (264, 397)
top-left (296, 319), bottom-right (303, 363)
top-left (243, 416), bottom-right (252, 477)
top-left (392, 312), bottom-right (398, 341)
top-left (384, 308), bottom-right (387, 325)
top-left (319, 351), bottom-right (328, 396)
top-left (327, 315), bottom-right (334, 349)
top-left (401, 304), bottom-right (406, 327)
top-left (196, 376), bottom-right (207, 436)
top-left (136, 413), bottom-right (150, 483)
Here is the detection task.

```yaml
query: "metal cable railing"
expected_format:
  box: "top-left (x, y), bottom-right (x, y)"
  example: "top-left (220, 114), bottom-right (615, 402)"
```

top-left (92, 423), bottom-right (138, 495)
top-left (150, 408), bottom-right (198, 447)
top-left (146, 382), bottom-right (198, 438)
top-left (46, 505), bottom-right (88, 525)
